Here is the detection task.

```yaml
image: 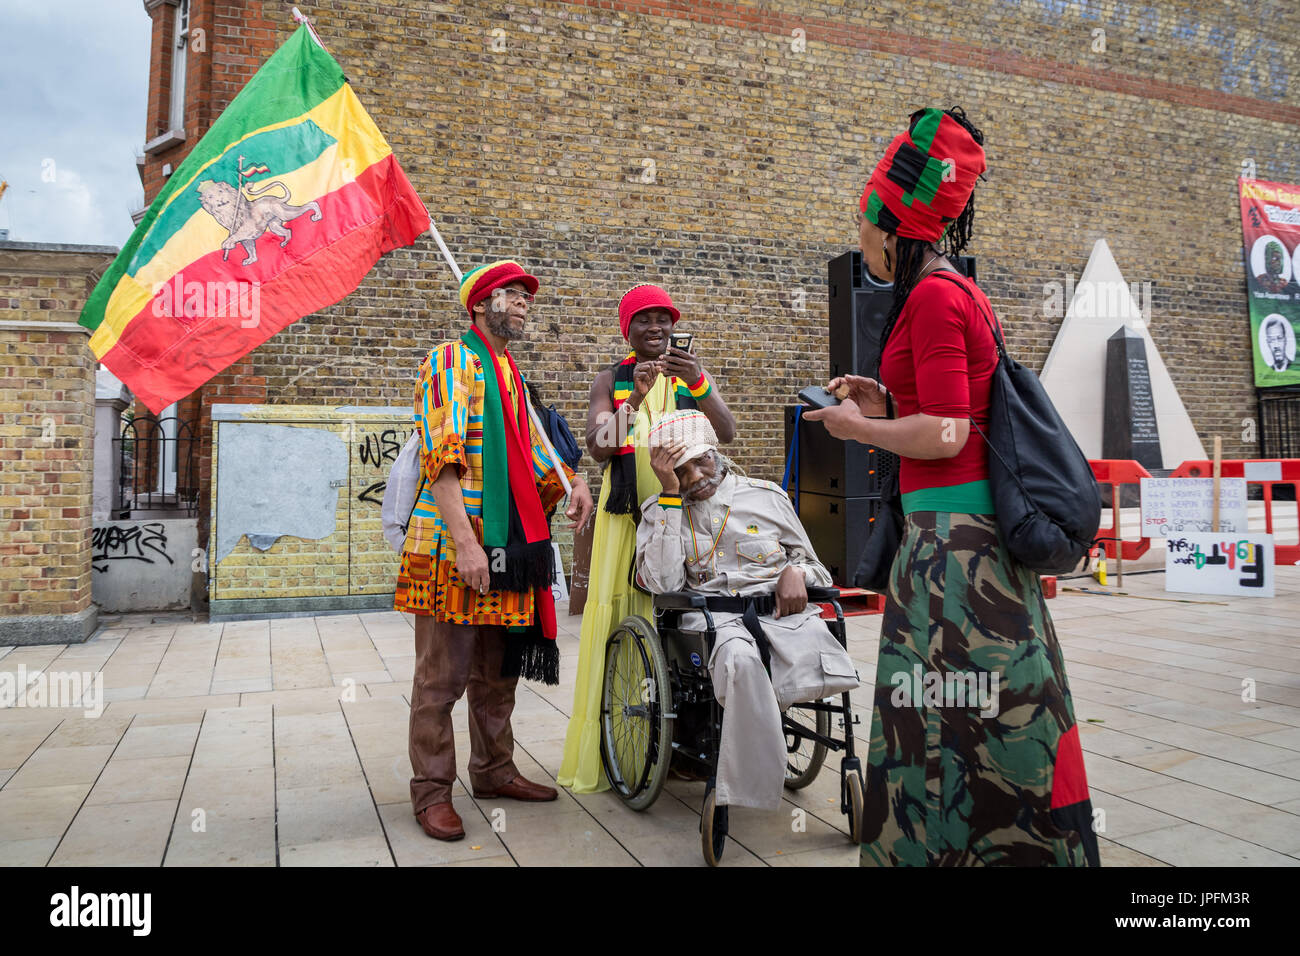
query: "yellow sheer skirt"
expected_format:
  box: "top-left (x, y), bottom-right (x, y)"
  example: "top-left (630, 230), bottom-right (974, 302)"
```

top-left (558, 376), bottom-right (672, 792)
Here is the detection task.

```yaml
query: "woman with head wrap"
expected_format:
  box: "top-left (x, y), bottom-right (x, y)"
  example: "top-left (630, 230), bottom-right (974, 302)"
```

top-left (558, 284), bottom-right (736, 793)
top-left (804, 107), bottom-right (1099, 866)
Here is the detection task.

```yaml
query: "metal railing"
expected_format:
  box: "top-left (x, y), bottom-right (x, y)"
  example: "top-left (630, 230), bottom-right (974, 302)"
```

top-left (115, 414), bottom-right (199, 516)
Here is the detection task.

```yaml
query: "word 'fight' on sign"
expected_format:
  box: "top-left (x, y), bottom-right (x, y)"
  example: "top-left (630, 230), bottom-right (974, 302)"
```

top-left (1166, 533), bottom-right (1274, 598)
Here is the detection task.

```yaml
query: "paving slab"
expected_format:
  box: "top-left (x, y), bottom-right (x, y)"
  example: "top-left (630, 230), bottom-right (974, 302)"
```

top-left (6, 568), bottom-right (1297, 866)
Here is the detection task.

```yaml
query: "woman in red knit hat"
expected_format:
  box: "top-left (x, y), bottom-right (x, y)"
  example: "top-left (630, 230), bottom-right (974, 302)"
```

top-left (805, 107), bottom-right (1099, 867)
top-left (558, 283), bottom-right (735, 793)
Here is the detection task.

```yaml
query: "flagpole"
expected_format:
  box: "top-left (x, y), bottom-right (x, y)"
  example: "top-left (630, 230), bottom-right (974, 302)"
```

top-left (427, 221), bottom-right (463, 283)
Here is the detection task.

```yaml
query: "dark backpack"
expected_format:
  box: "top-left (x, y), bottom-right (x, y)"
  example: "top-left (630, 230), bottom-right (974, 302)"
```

top-left (526, 382), bottom-right (583, 469)
top-left (931, 271), bottom-right (1101, 574)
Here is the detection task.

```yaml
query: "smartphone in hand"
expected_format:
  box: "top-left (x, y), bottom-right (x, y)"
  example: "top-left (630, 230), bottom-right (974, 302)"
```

top-left (669, 331), bottom-right (693, 353)
top-left (798, 385), bottom-right (840, 409)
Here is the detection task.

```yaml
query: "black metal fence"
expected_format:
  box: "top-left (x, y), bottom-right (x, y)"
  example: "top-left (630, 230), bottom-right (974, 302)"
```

top-left (1260, 389), bottom-right (1300, 457)
top-left (115, 414), bottom-right (200, 516)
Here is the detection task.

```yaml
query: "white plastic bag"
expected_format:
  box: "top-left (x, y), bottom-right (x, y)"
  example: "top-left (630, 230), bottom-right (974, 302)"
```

top-left (381, 432), bottom-right (422, 553)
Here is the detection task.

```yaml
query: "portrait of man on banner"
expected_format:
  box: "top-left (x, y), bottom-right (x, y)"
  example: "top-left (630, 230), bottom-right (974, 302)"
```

top-left (1259, 314), bottom-right (1296, 373)
top-left (1239, 179), bottom-right (1300, 388)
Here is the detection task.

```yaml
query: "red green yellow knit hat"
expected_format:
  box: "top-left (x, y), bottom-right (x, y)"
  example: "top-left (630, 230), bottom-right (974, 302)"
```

top-left (459, 260), bottom-right (539, 318)
top-left (860, 108), bottom-right (986, 242)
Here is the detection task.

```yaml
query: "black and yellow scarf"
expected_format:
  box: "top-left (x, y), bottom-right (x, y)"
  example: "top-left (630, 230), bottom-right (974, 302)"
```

top-left (604, 352), bottom-right (702, 516)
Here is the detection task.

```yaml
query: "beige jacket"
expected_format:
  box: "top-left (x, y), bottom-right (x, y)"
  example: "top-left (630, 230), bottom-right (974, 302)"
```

top-left (635, 472), bottom-right (833, 596)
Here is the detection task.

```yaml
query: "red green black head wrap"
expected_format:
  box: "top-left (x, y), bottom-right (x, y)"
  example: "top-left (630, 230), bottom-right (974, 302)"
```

top-left (859, 108), bottom-right (986, 242)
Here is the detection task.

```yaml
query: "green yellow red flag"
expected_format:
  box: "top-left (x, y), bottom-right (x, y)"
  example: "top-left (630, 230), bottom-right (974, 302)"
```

top-left (79, 24), bottom-right (430, 412)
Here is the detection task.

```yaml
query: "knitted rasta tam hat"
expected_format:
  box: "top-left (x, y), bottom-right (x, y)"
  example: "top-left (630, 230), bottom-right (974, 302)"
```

top-left (860, 108), bottom-right (987, 243)
top-left (618, 283), bottom-right (680, 340)
top-left (459, 260), bottom-right (539, 319)
top-left (649, 409), bottom-right (718, 469)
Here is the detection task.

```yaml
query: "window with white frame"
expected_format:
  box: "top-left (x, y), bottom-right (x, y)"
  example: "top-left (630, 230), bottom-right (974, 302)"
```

top-left (169, 0), bottom-right (190, 131)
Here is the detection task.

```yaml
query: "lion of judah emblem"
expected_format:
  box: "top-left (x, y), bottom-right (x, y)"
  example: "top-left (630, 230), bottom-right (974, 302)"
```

top-left (196, 168), bottom-right (322, 266)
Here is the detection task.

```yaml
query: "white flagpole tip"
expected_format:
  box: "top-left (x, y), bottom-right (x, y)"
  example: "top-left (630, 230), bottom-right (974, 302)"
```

top-left (291, 6), bottom-right (326, 47)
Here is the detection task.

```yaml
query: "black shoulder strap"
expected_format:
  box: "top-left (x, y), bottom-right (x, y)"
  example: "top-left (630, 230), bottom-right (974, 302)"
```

top-left (926, 270), bottom-right (1008, 360)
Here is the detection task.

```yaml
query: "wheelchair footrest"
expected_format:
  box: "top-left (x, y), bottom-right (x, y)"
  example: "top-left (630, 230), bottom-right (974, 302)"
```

top-left (820, 587), bottom-right (884, 618)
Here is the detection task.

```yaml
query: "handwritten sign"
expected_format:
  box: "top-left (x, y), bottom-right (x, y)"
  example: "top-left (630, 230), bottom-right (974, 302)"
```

top-left (1166, 533), bottom-right (1274, 597)
top-left (1140, 477), bottom-right (1249, 536)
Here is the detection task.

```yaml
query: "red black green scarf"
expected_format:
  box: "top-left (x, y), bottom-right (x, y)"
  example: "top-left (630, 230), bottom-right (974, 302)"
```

top-left (604, 352), bottom-right (700, 516)
top-left (462, 327), bottom-right (558, 684)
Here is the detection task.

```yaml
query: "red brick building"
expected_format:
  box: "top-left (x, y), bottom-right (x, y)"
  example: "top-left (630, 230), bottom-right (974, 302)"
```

top-left (133, 0), bottom-right (1300, 564)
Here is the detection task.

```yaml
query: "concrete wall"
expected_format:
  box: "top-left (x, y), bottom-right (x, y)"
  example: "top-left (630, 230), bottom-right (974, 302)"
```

top-left (91, 517), bottom-right (197, 612)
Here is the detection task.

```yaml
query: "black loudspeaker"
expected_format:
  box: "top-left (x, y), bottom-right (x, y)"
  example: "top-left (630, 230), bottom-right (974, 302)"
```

top-left (783, 405), bottom-right (896, 498)
top-left (828, 251), bottom-right (894, 381)
top-left (827, 250), bottom-right (978, 380)
top-left (795, 492), bottom-right (883, 584)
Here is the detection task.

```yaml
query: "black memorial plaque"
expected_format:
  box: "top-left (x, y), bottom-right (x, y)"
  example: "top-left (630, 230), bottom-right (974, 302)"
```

top-left (1103, 325), bottom-right (1163, 473)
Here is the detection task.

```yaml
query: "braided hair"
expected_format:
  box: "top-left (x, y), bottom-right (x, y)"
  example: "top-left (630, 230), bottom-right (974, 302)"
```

top-left (876, 106), bottom-right (984, 369)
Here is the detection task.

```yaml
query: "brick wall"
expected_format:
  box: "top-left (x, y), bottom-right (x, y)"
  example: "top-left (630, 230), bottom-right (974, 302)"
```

top-left (0, 242), bottom-right (116, 642)
top-left (144, 0), bottom-right (1298, 545)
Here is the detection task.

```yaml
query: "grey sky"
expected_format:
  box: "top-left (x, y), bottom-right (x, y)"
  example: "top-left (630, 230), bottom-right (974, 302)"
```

top-left (0, 0), bottom-right (152, 248)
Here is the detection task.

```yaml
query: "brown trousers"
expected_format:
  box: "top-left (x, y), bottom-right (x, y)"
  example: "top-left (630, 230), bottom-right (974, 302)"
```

top-left (409, 616), bottom-right (520, 813)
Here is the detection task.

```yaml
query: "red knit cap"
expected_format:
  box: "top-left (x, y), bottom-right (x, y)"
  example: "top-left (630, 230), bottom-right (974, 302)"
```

top-left (618, 284), bottom-right (680, 339)
top-left (859, 108), bottom-right (986, 242)
top-left (459, 260), bottom-right (539, 319)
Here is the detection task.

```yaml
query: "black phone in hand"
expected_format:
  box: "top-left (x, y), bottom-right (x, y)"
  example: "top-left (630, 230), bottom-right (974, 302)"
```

top-left (798, 386), bottom-right (840, 409)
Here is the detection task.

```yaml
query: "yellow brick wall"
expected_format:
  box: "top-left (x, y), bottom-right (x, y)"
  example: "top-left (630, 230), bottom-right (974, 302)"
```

top-left (192, 0), bottom-right (1299, 495)
top-left (0, 244), bottom-right (113, 620)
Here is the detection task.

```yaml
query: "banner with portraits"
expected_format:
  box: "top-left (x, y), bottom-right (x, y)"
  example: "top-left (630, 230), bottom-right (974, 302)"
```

top-left (1239, 178), bottom-right (1300, 388)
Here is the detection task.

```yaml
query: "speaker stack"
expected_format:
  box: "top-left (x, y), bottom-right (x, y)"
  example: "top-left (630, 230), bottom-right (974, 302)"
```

top-left (786, 251), bottom-right (975, 585)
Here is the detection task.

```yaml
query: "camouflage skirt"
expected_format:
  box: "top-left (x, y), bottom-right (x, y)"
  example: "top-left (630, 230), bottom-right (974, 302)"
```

top-left (859, 511), bottom-right (1099, 867)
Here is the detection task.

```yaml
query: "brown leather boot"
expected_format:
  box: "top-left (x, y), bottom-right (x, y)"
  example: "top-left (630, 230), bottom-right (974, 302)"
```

top-left (473, 773), bottom-right (558, 802)
top-left (416, 801), bottom-right (465, 841)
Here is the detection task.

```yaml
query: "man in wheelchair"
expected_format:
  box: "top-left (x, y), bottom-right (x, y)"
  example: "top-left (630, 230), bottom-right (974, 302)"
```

top-left (635, 410), bottom-right (860, 811)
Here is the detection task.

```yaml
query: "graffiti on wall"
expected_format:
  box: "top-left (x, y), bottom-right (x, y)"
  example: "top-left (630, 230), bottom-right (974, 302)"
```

top-left (91, 522), bottom-right (174, 573)
top-left (352, 426), bottom-right (415, 506)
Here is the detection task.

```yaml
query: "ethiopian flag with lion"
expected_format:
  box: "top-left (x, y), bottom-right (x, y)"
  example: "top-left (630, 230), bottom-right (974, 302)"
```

top-left (80, 24), bottom-right (430, 412)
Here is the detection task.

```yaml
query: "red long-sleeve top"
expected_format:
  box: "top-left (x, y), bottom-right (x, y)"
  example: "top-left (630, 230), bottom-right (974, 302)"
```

top-left (879, 270), bottom-right (1002, 498)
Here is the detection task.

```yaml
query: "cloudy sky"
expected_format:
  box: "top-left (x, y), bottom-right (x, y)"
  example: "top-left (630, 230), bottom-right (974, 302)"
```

top-left (0, 1), bottom-right (152, 248)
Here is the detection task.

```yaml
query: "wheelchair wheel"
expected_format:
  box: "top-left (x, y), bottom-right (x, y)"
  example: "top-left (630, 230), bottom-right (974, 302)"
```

top-left (599, 615), bottom-right (673, 811)
top-left (846, 769), bottom-right (865, 843)
top-left (782, 704), bottom-right (830, 790)
top-left (701, 786), bottom-right (728, 867)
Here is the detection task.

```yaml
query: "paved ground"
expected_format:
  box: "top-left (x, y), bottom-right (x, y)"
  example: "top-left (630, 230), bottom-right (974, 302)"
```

top-left (2, 567), bottom-right (1298, 867)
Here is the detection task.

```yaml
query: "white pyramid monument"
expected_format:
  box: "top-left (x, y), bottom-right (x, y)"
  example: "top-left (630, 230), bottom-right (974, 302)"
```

top-left (1040, 239), bottom-right (1206, 468)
